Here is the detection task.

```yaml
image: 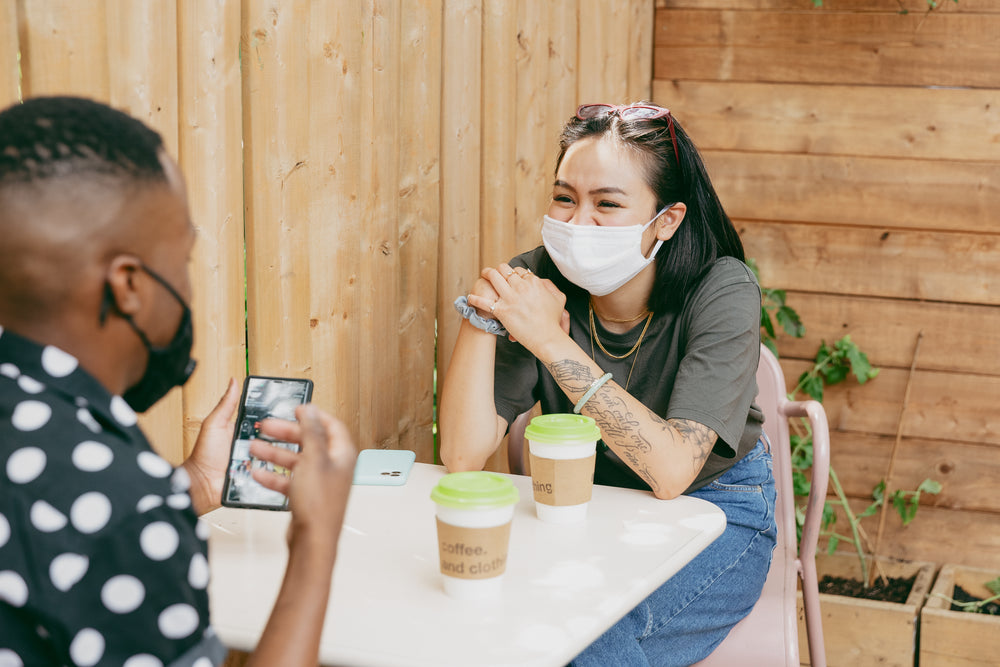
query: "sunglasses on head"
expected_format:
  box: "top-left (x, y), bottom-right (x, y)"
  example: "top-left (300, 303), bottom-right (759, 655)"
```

top-left (575, 103), bottom-right (680, 167)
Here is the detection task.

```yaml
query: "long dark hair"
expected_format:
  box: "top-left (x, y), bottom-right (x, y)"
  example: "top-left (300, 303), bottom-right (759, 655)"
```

top-left (550, 105), bottom-right (744, 313)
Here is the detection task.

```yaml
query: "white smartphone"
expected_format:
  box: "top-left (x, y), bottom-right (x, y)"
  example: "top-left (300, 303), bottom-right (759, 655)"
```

top-left (221, 376), bottom-right (313, 510)
top-left (352, 449), bottom-right (416, 486)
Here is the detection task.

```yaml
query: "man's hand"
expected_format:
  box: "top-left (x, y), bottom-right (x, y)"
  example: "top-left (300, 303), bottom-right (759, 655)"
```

top-left (183, 378), bottom-right (241, 516)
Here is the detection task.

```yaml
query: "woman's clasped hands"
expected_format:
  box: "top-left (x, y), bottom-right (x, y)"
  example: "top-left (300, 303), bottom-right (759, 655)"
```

top-left (467, 262), bottom-right (570, 349)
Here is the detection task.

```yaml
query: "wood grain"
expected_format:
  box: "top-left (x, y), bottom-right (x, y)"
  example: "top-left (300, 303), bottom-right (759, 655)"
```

top-left (0, 0), bottom-right (18, 107)
top-left (740, 221), bottom-right (1000, 307)
top-left (654, 80), bottom-right (1000, 162)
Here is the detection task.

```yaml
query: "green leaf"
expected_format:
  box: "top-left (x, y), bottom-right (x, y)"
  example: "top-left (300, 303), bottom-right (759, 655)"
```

top-left (768, 289), bottom-right (787, 308)
top-left (746, 257), bottom-right (761, 280)
top-left (821, 501), bottom-right (837, 530)
top-left (917, 478), bottom-right (942, 494)
top-left (985, 577), bottom-right (1000, 596)
top-left (872, 480), bottom-right (886, 503)
top-left (761, 307), bottom-right (776, 337)
top-left (792, 470), bottom-right (811, 497)
top-left (857, 500), bottom-right (881, 519)
top-left (827, 534), bottom-right (840, 555)
top-left (776, 305), bottom-right (805, 338)
top-left (763, 337), bottom-right (778, 358)
top-left (799, 373), bottom-right (824, 402)
top-left (823, 363), bottom-right (849, 385)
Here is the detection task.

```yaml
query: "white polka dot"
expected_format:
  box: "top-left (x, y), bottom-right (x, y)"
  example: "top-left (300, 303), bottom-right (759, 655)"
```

top-left (30, 500), bottom-right (67, 532)
top-left (11, 401), bottom-right (51, 432)
top-left (50, 553), bottom-right (89, 592)
top-left (188, 553), bottom-right (209, 589)
top-left (140, 522), bottom-right (179, 561)
top-left (137, 451), bottom-right (172, 479)
top-left (16, 375), bottom-right (44, 394)
top-left (192, 658), bottom-right (212, 667)
top-left (5, 447), bottom-right (46, 484)
top-left (0, 648), bottom-right (24, 667)
top-left (0, 513), bottom-right (9, 548)
top-left (0, 362), bottom-right (19, 379)
top-left (0, 571), bottom-right (28, 607)
top-left (170, 466), bottom-right (191, 493)
top-left (101, 575), bottom-right (145, 614)
top-left (136, 495), bottom-right (163, 513)
top-left (41, 345), bottom-right (78, 378)
top-left (72, 441), bottom-right (114, 472)
top-left (77, 408), bottom-right (102, 434)
top-left (110, 396), bottom-right (137, 427)
top-left (166, 493), bottom-right (191, 510)
top-left (36, 625), bottom-right (49, 638)
top-left (69, 628), bottom-right (104, 666)
top-left (158, 603), bottom-right (199, 639)
top-left (123, 656), bottom-right (162, 667)
top-left (70, 492), bottom-right (112, 534)
top-left (195, 519), bottom-right (210, 541)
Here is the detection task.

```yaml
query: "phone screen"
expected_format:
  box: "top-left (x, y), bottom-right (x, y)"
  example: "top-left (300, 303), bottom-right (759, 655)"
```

top-left (221, 376), bottom-right (313, 511)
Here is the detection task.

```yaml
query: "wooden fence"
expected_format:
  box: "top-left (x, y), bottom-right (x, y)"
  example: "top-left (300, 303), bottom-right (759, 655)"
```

top-left (654, 0), bottom-right (1000, 570)
top-left (0, 0), bottom-right (654, 467)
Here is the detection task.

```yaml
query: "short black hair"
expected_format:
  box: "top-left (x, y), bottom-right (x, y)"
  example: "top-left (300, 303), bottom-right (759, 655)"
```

top-left (0, 96), bottom-right (166, 186)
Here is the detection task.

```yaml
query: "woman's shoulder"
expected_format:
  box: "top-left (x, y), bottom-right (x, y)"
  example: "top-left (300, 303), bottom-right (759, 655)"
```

top-left (699, 256), bottom-right (759, 290)
top-left (509, 246), bottom-right (548, 272)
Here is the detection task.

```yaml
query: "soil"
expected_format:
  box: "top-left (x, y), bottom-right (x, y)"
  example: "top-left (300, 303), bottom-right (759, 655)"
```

top-left (950, 585), bottom-right (1000, 615)
top-left (818, 573), bottom-right (916, 604)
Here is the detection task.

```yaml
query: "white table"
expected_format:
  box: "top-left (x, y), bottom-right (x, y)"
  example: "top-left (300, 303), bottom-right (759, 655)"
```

top-left (205, 463), bottom-right (726, 667)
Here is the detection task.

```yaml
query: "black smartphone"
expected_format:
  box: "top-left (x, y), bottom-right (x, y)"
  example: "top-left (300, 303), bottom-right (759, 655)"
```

top-left (221, 375), bottom-right (314, 511)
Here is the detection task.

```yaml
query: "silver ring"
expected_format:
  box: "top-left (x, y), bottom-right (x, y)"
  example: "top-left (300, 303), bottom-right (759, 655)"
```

top-left (490, 300), bottom-right (499, 314)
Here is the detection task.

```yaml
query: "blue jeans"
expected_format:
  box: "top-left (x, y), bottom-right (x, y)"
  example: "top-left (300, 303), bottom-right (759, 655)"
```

top-left (571, 438), bottom-right (777, 667)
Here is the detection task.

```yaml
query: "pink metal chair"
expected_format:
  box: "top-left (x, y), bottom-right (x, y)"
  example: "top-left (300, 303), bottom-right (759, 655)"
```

top-left (694, 344), bottom-right (828, 666)
top-left (508, 344), bottom-right (829, 666)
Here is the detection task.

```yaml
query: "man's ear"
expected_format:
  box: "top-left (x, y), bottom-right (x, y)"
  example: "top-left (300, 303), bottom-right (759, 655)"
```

top-left (655, 203), bottom-right (687, 242)
top-left (104, 255), bottom-right (144, 320)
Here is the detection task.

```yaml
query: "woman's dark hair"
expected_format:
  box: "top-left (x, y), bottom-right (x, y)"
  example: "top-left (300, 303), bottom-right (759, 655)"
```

top-left (550, 104), bottom-right (744, 313)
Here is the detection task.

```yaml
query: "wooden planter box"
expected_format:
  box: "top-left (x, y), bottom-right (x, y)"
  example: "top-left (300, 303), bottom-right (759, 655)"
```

top-left (920, 563), bottom-right (1000, 666)
top-left (796, 553), bottom-right (936, 667)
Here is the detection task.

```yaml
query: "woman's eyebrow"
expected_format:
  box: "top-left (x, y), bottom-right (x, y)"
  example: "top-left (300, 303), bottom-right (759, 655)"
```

top-left (553, 179), bottom-right (628, 197)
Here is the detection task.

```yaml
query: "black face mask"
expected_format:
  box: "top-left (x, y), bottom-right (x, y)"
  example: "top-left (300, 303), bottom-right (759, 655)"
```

top-left (101, 265), bottom-right (197, 413)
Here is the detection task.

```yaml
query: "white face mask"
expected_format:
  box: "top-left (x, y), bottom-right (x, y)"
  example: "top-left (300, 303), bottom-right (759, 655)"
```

top-left (542, 206), bottom-right (671, 296)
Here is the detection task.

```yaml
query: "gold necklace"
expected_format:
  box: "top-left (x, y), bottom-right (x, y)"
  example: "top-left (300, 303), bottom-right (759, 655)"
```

top-left (589, 304), bottom-right (654, 390)
top-left (589, 296), bottom-right (649, 324)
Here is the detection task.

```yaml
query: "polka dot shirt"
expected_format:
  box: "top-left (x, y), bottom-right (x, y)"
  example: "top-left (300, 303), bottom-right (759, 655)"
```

top-left (0, 327), bottom-right (226, 666)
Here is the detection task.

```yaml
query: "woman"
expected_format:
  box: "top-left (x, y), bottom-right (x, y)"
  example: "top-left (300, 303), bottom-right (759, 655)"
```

top-left (439, 102), bottom-right (775, 666)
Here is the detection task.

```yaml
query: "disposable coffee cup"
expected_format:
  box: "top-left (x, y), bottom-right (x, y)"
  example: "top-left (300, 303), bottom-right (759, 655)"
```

top-left (525, 414), bottom-right (601, 523)
top-left (430, 471), bottom-right (519, 600)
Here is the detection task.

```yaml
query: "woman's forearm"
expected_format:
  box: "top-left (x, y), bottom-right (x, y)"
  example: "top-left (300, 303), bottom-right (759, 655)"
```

top-left (533, 338), bottom-right (714, 499)
top-left (439, 320), bottom-right (507, 471)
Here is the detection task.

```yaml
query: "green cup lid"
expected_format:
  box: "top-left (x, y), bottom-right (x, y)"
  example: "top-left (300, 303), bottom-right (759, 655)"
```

top-left (524, 413), bottom-right (601, 444)
top-left (430, 471), bottom-right (520, 509)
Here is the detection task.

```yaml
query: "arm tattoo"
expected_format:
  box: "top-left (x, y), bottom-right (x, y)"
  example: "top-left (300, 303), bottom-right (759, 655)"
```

top-left (543, 359), bottom-right (596, 394)
top-left (668, 418), bottom-right (718, 476)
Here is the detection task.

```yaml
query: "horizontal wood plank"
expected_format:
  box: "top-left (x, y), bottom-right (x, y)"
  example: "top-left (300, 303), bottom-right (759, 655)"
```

top-left (654, 9), bottom-right (1000, 87)
top-left (781, 360), bottom-right (1000, 446)
top-left (822, 432), bottom-right (1000, 513)
top-left (654, 80), bottom-right (1000, 161)
top-left (825, 500), bottom-right (1000, 571)
top-left (740, 221), bottom-right (1000, 306)
top-left (657, 0), bottom-right (1000, 12)
top-left (704, 150), bottom-right (1000, 234)
top-left (765, 292), bottom-right (1000, 376)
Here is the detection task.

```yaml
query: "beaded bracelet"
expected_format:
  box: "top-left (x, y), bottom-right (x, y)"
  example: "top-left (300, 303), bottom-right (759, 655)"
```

top-left (573, 372), bottom-right (613, 414)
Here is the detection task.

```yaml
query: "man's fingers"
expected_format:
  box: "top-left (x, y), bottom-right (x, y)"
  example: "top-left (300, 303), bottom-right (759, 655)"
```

top-left (204, 378), bottom-right (241, 428)
top-left (257, 417), bottom-right (302, 444)
top-left (249, 440), bottom-right (300, 470)
top-left (251, 468), bottom-right (291, 496)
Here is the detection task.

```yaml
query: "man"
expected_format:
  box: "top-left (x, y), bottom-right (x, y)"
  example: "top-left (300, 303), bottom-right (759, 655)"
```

top-left (0, 96), bottom-right (356, 666)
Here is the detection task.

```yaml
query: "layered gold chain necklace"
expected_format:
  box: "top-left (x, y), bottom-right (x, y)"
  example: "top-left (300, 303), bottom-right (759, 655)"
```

top-left (588, 300), bottom-right (654, 391)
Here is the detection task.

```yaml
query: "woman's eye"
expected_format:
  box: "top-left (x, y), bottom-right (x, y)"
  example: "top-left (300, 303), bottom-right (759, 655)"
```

top-left (552, 194), bottom-right (574, 204)
top-left (598, 200), bottom-right (621, 208)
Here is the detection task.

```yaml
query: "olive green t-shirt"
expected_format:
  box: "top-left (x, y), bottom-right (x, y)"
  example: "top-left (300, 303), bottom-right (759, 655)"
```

top-left (494, 248), bottom-right (763, 494)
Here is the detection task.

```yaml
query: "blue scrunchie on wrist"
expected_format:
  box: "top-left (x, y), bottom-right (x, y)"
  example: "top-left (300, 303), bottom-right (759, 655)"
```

top-left (453, 295), bottom-right (508, 337)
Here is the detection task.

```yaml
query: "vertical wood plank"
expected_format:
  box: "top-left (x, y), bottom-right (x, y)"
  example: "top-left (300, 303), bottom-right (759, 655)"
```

top-left (177, 0), bottom-right (247, 458)
top-left (305, 1), bottom-right (364, 438)
top-left (437, 0), bottom-right (482, 396)
top-left (577, 0), bottom-right (630, 104)
top-left (397, 0), bottom-right (442, 462)
top-left (17, 0), bottom-right (110, 99)
top-left (357, 0), bottom-right (401, 451)
top-left (628, 0), bottom-right (654, 102)
top-left (0, 0), bottom-right (19, 107)
top-left (105, 0), bottom-right (185, 463)
top-left (480, 0), bottom-right (517, 267)
top-left (514, 0), bottom-right (549, 253)
top-left (241, 0), bottom-right (313, 381)
top-left (544, 0), bottom-right (577, 227)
